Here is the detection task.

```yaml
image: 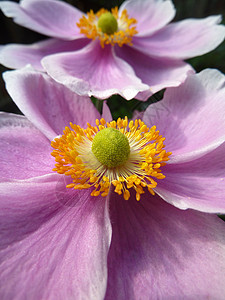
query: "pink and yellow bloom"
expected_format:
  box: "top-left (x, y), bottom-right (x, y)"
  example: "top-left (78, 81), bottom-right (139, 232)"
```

top-left (0, 0), bottom-right (225, 100)
top-left (0, 67), bottom-right (225, 299)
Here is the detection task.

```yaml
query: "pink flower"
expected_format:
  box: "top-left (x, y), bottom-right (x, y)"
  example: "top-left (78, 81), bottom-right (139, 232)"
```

top-left (0, 0), bottom-right (225, 100)
top-left (1, 67), bottom-right (225, 299)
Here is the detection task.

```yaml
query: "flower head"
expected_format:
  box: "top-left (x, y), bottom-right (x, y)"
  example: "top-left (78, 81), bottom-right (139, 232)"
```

top-left (51, 116), bottom-right (171, 200)
top-left (77, 7), bottom-right (137, 47)
top-left (0, 0), bottom-right (225, 99)
top-left (1, 67), bottom-right (225, 299)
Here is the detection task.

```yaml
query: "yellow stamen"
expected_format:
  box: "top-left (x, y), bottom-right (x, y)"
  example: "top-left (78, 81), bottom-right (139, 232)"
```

top-left (51, 117), bottom-right (172, 201)
top-left (77, 7), bottom-right (138, 48)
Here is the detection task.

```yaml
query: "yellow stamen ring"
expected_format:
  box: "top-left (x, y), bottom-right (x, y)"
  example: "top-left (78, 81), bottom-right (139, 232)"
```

top-left (77, 7), bottom-right (138, 48)
top-left (51, 117), bottom-right (172, 201)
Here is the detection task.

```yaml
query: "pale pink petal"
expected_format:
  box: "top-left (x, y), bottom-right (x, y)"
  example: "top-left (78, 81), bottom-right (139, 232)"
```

top-left (105, 192), bottom-right (225, 299)
top-left (142, 69), bottom-right (225, 213)
top-left (102, 101), bottom-right (112, 121)
top-left (0, 0), bottom-right (83, 39)
top-left (0, 175), bottom-right (112, 300)
top-left (143, 69), bottom-right (225, 162)
top-left (132, 110), bottom-right (144, 121)
top-left (132, 16), bottom-right (225, 59)
top-left (116, 44), bottom-right (193, 100)
top-left (3, 67), bottom-right (100, 141)
top-left (42, 41), bottom-right (149, 100)
top-left (0, 112), bottom-right (54, 180)
top-left (0, 38), bottom-right (89, 70)
top-left (156, 142), bottom-right (225, 213)
top-left (119, 0), bottom-right (175, 36)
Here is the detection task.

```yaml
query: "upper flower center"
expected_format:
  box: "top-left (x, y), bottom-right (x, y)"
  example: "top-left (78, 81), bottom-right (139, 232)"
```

top-left (92, 127), bottom-right (130, 168)
top-left (97, 12), bottom-right (118, 35)
top-left (51, 117), bottom-right (172, 201)
top-left (77, 7), bottom-right (138, 48)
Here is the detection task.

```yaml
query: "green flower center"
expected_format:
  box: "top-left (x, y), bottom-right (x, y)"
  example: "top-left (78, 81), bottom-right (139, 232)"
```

top-left (92, 127), bottom-right (130, 168)
top-left (97, 12), bottom-right (118, 35)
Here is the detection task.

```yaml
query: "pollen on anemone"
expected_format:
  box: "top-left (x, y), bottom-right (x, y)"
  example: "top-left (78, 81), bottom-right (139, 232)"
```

top-left (0, 0), bottom-right (225, 100)
top-left (1, 67), bottom-right (225, 299)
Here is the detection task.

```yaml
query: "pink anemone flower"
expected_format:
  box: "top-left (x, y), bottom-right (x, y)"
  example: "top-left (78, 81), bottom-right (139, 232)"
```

top-left (0, 0), bottom-right (225, 100)
top-left (1, 66), bottom-right (225, 299)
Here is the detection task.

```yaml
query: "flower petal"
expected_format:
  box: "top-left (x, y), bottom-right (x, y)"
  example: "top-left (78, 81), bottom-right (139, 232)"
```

top-left (0, 38), bottom-right (89, 70)
top-left (102, 101), bottom-right (112, 121)
top-left (0, 112), bottom-right (54, 180)
top-left (3, 67), bottom-right (100, 141)
top-left (0, 0), bottom-right (83, 39)
top-left (105, 192), bottom-right (225, 299)
top-left (42, 41), bottom-right (149, 100)
top-left (132, 16), bottom-right (225, 59)
top-left (143, 69), bottom-right (225, 162)
top-left (156, 141), bottom-right (225, 213)
top-left (0, 174), bottom-right (112, 300)
top-left (119, 0), bottom-right (175, 37)
top-left (116, 44), bottom-right (193, 100)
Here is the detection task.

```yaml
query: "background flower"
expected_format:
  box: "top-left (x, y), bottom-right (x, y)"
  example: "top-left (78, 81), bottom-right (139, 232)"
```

top-left (0, 67), bottom-right (225, 299)
top-left (0, 0), bottom-right (224, 100)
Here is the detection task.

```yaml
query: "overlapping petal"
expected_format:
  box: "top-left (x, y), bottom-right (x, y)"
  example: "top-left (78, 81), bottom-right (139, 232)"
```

top-left (156, 142), bottom-right (225, 212)
top-left (42, 41), bottom-right (149, 100)
top-left (0, 175), bottom-right (112, 300)
top-left (143, 69), bottom-right (225, 162)
top-left (0, 38), bottom-right (89, 70)
top-left (105, 192), bottom-right (225, 299)
top-left (132, 16), bottom-right (225, 59)
top-left (142, 69), bottom-right (225, 213)
top-left (3, 67), bottom-right (101, 140)
top-left (116, 44), bottom-right (193, 100)
top-left (119, 0), bottom-right (175, 37)
top-left (0, 0), bottom-right (83, 39)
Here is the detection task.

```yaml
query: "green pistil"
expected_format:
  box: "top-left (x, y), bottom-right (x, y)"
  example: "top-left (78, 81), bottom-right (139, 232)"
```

top-left (92, 128), bottom-right (130, 168)
top-left (97, 12), bottom-right (118, 35)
